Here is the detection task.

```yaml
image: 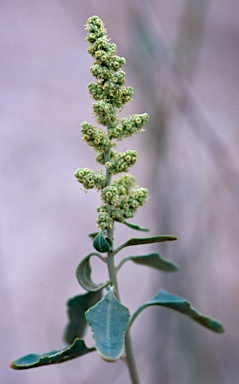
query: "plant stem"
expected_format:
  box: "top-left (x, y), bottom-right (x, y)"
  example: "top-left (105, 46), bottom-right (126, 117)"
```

top-left (104, 126), bottom-right (140, 384)
top-left (106, 227), bottom-right (119, 298)
top-left (106, 233), bottom-right (140, 384)
top-left (124, 332), bottom-right (141, 384)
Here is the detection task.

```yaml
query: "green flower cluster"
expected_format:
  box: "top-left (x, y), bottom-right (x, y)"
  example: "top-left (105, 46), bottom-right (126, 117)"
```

top-left (111, 187), bottom-right (149, 222)
top-left (81, 121), bottom-right (112, 152)
top-left (96, 206), bottom-right (114, 231)
top-left (85, 15), bottom-right (134, 123)
top-left (96, 174), bottom-right (148, 230)
top-left (75, 16), bottom-right (149, 230)
top-left (101, 186), bottom-right (120, 206)
top-left (108, 113), bottom-right (149, 140)
top-left (106, 150), bottom-right (137, 175)
top-left (113, 174), bottom-right (136, 193)
top-left (75, 168), bottom-right (106, 190)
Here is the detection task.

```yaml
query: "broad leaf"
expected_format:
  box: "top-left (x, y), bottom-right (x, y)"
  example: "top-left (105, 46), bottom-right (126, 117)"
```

top-left (64, 291), bottom-right (102, 344)
top-left (10, 338), bottom-right (95, 370)
top-left (114, 235), bottom-right (177, 255)
top-left (130, 289), bottom-right (225, 333)
top-left (86, 288), bottom-right (131, 361)
top-left (93, 230), bottom-right (111, 253)
top-left (76, 252), bottom-right (109, 292)
top-left (123, 221), bottom-right (149, 232)
top-left (118, 253), bottom-right (179, 272)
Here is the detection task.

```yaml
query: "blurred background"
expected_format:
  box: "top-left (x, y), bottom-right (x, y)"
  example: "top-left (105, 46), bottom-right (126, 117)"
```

top-left (1, 1), bottom-right (239, 383)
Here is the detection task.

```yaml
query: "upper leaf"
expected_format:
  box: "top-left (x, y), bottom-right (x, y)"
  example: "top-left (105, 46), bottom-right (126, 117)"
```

top-left (130, 289), bottom-right (225, 333)
top-left (114, 235), bottom-right (177, 255)
top-left (93, 231), bottom-right (111, 253)
top-left (86, 288), bottom-right (131, 361)
top-left (10, 338), bottom-right (95, 370)
top-left (118, 253), bottom-right (179, 272)
top-left (88, 232), bottom-right (98, 239)
top-left (123, 221), bottom-right (150, 232)
top-left (76, 252), bottom-right (109, 292)
top-left (64, 291), bottom-right (102, 344)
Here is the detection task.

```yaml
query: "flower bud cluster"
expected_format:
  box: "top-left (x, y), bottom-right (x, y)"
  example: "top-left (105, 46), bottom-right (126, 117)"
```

top-left (106, 150), bottom-right (137, 175)
top-left (76, 16), bottom-right (149, 231)
top-left (81, 121), bottom-right (112, 152)
top-left (96, 175), bottom-right (149, 229)
top-left (96, 206), bottom-right (114, 230)
top-left (75, 168), bottom-right (106, 190)
top-left (108, 113), bottom-right (149, 140)
top-left (112, 188), bottom-right (148, 222)
top-left (113, 174), bottom-right (136, 195)
top-left (85, 16), bottom-right (134, 124)
top-left (101, 186), bottom-right (120, 206)
top-left (92, 101), bottom-right (116, 125)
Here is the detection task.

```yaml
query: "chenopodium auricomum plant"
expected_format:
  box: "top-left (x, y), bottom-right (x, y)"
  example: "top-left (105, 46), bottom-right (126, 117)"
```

top-left (10, 16), bottom-right (225, 384)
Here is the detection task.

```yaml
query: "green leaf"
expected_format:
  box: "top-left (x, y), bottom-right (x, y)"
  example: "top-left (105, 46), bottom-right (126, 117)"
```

top-left (114, 235), bottom-right (177, 255)
top-left (76, 252), bottom-right (109, 292)
top-left (123, 221), bottom-right (150, 232)
top-left (86, 288), bottom-right (131, 361)
top-left (118, 253), bottom-right (179, 272)
top-left (93, 230), bottom-right (111, 253)
top-left (64, 291), bottom-right (102, 344)
top-left (88, 232), bottom-right (98, 239)
top-left (10, 338), bottom-right (95, 370)
top-left (130, 289), bottom-right (225, 333)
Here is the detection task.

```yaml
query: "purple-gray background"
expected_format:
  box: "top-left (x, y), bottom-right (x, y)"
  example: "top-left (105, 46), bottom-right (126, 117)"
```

top-left (1, 1), bottom-right (239, 383)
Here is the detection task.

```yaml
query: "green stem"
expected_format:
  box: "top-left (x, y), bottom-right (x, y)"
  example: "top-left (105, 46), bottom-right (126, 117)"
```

top-left (106, 227), bottom-right (119, 298)
top-left (106, 231), bottom-right (140, 384)
top-left (124, 332), bottom-right (141, 384)
top-left (104, 123), bottom-right (140, 384)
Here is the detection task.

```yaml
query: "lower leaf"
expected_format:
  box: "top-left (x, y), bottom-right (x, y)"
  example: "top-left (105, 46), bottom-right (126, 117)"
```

top-left (86, 288), bottom-right (131, 361)
top-left (64, 291), bottom-right (102, 344)
top-left (10, 338), bottom-right (95, 370)
top-left (130, 289), bottom-right (225, 333)
top-left (76, 252), bottom-right (109, 292)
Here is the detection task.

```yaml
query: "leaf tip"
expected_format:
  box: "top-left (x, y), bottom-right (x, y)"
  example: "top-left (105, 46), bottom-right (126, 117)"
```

top-left (9, 361), bottom-right (16, 369)
top-left (211, 321), bottom-right (225, 333)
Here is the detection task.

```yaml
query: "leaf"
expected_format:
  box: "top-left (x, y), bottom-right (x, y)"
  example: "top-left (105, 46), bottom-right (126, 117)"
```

top-left (123, 221), bottom-right (150, 232)
top-left (10, 338), bottom-right (95, 370)
top-left (93, 230), bottom-right (111, 253)
top-left (130, 289), bottom-right (225, 333)
top-left (118, 253), bottom-right (179, 272)
top-left (88, 232), bottom-right (98, 239)
top-left (64, 291), bottom-right (102, 344)
top-left (114, 235), bottom-right (177, 255)
top-left (76, 252), bottom-right (109, 292)
top-left (86, 288), bottom-right (131, 361)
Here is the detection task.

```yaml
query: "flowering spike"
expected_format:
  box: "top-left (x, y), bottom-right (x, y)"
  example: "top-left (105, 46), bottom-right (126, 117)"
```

top-left (75, 15), bottom-right (149, 229)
